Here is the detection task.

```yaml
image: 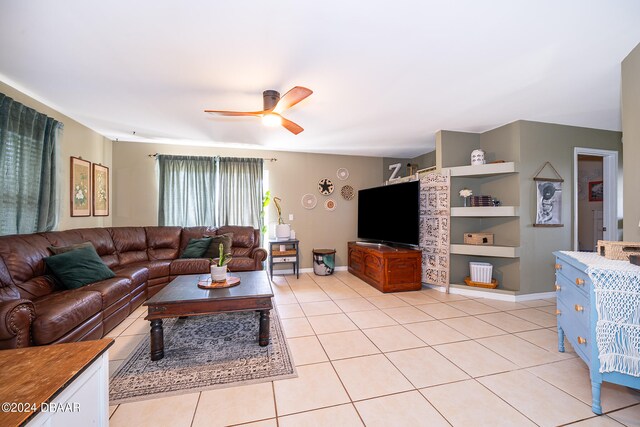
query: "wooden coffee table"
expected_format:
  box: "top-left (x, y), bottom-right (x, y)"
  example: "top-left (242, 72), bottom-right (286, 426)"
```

top-left (144, 271), bottom-right (273, 361)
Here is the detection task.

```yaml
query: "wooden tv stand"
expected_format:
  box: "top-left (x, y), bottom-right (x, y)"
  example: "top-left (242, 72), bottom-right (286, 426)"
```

top-left (348, 242), bottom-right (422, 293)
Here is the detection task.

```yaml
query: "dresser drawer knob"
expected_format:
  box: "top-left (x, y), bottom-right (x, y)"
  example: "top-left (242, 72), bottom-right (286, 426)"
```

top-left (577, 336), bottom-right (587, 345)
top-left (574, 304), bottom-right (584, 312)
top-left (555, 284), bottom-right (561, 291)
top-left (575, 278), bottom-right (585, 286)
top-left (555, 263), bottom-right (562, 270)
top-left (555, 309), bottom-right (561, 316)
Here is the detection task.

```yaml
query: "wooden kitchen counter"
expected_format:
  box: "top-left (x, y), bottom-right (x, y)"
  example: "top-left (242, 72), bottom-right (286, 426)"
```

top-left (0, 339), bottom-right (113, 426)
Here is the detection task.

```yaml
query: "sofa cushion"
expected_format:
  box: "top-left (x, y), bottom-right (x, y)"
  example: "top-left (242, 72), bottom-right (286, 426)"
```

top-left (228, 257), bottom-right (258, 272)
top-left (217, 226), bottom-right (255, 248)
top-left (145, 226), bottom-right (181, 260)
top-left (42, 228), bottom-right (119, 268)
top-left (126, 260), bottom-right (171, 279)
top-left (179, 226), bottom-right (217, 255)
top-left (0, 233), bottom-right (52, 284)
top-left (231, 246), bottom-right (253, 258)
top-left (112, 265), bottom-right (149, 290)
top-left (14, 276), bottom-right (58, 300)
top-left (170, 258), bottom-right (210, 276)
top-left (181, 237), bottom-right (213, 258)
top-left (48, 241), bottom-right (94, 255)
top-left (203, 233), bottom-right (233, 259)
top-left (109, 227), bottom-right (149, 265)
top-left (44, 247), bottom-right (116, 290)
top-left (32, 290), bottom-right (103, 345)
top-left (77, 277), bottom-right (132, 309)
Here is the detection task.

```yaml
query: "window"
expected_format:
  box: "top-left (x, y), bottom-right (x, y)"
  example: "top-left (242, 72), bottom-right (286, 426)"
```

top-left (0, 93), bottom-right (61, 235)
top-left (157, 155), bottom-right (263, 228)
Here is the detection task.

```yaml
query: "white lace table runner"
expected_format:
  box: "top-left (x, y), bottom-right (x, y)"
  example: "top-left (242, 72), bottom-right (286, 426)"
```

top-left (560, 251), bottom-right (640, 376)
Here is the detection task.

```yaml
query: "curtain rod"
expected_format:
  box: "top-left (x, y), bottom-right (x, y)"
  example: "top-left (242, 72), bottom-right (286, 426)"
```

top-left (147, 153), bottom-right (277, 162)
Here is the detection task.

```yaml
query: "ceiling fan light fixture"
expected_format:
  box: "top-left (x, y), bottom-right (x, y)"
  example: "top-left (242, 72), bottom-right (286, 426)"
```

top-left (261, 113), bottom-right (282, 127)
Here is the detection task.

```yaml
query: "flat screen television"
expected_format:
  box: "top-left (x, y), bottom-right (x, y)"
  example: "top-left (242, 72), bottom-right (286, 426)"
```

top-left (357, 180), bottom-right (420, 247)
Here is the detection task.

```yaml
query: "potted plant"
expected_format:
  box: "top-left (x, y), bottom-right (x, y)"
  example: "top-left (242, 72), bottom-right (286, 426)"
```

top-left (273, 196), bottom-right (290, 239)
top-left (210, 243), bottom-right (232, 282)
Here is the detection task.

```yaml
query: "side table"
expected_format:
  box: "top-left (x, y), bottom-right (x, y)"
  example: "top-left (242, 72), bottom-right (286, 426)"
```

top-left (269, 239), bottom-right (299, 279)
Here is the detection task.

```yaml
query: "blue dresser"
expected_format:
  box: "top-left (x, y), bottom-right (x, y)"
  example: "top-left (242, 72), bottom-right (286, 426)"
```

top-left (553, 251), bottom-right (640, 414)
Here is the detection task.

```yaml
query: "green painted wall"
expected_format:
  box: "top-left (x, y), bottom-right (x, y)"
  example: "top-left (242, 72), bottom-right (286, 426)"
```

top-left (516, 121), bottom-right (621, 294)
top-left (438, 121), bottom-right (621, 295)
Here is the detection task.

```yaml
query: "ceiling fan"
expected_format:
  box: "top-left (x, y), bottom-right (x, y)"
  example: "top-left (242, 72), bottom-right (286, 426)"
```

top-left (204, 86), bottom-right (313, 135)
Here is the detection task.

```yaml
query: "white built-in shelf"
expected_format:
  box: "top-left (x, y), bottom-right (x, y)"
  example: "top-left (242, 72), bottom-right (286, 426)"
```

top-left (448, 283), bottom-right (519, 296)
top-left (443, 162), bottom-right (518, 177)
top-left (450, 206), bottom-right (519, 217)
top-left (450, 244), bottom-right (520, 258)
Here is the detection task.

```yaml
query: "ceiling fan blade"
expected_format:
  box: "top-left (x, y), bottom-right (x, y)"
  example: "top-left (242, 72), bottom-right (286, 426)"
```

top-left (273, 86), bottom-right (313, 114)
top-left (204, 109), bottom-right (265, 117)
top-left (281, 117), bottom-right (304, 135)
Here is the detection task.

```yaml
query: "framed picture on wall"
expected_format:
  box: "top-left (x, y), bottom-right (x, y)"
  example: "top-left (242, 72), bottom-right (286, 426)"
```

top-left (70, 156), bottom-right (91, 217)
top-left (589, 180), bottom-right (603, 202)
top-left (534, 180), bottom-right (563, 226)
top-left (92, 163), bottom-right (109, 216)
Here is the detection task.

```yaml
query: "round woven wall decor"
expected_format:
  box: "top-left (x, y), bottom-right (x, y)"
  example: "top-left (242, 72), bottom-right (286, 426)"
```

top-left (301, 194), bottom-right (317, 209)
top-left (341, 185), bottom-right (355, 200)
top-left (336, 168), bottom-right (349, 181)
top-left (324, 199), bottom-right (337, 211)
top-left (318, 178), bottom-right (334, 195)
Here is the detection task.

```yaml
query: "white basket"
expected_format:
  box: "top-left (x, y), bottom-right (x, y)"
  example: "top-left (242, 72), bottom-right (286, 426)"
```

top-left (470, 262), bottom-right (493, 284)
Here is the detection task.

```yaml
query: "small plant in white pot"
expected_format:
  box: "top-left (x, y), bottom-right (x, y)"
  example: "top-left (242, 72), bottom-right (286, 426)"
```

top-left (273, 196), bottom-right (290, 239)
top-left (210, 243), bottom-right (232, 282)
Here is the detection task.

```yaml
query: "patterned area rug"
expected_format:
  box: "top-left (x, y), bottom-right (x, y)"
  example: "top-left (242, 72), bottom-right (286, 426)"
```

top-left (109, 309), bottom-right (296, 404)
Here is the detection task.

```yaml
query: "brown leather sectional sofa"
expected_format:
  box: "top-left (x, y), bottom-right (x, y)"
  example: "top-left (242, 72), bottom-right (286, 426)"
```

top-left (0, 225), bottom-right (266, 349)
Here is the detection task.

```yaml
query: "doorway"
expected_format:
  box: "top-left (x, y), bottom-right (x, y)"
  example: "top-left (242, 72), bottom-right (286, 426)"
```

top-left (573, 148), bottom-right (619, 251)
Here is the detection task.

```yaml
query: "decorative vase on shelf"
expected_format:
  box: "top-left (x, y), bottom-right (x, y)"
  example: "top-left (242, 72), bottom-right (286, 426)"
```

top-left (459, 188), bottom-right (473, 207)
top-left (275, 223), bottom-right (291, 240)
top-left (211, 264), bottom-right (227, 282)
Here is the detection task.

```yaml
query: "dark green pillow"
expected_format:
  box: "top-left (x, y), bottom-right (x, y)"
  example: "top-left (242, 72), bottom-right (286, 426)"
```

top-left (181, 237), bottom-right (213, 258)
top-left (203, 233), bottom-right (233, 259)
top-left (45, 246), bottom-right (115, 290)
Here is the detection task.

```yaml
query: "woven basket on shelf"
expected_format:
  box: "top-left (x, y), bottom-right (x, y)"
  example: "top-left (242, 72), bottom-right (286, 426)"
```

top-left (597, 240), bottom-right (640, 261)
top-left (464, 276), bottom-right (498, 289)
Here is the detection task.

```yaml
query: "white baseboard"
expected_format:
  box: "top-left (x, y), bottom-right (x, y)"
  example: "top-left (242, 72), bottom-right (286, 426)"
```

top-left (425, 284), bottom-right (556, 302)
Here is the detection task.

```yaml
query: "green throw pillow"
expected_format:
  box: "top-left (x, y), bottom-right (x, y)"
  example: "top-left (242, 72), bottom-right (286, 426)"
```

top-left (203, 233), bottom-right (233, 259)
top-left (181, 237), bottom-right (213, 258)
top-left (45, 246), bottom-right (115, 290)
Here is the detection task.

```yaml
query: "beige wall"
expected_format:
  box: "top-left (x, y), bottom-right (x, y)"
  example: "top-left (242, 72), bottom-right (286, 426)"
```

top-left (622, 43), bottom-right (640, 241)
top-left (112, 142), bottom-right (382, 268)
top-left (437, 121), bottom-right (621, 295)
top-left (517, 121), bottom-right (621, 294)
top-left (0, 81), bottom-right (113, 231)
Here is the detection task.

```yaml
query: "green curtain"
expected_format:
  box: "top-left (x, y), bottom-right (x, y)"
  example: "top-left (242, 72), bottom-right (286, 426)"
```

top-left (157, 155), bottom-right (217, 226)
top-left (216, 157), bottom-right (263, 228)
top-left (0, 93), bottom-right (61, 235)
top-left (157, 155), bottom-right (263, 228)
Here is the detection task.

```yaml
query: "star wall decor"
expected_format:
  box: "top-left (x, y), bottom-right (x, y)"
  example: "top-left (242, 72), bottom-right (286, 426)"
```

top-left (318, 178), bottom-right (334, 195)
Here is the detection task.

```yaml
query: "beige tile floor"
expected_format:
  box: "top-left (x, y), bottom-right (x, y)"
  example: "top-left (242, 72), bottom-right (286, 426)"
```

top-left (108, 271), bottom-right (640, 427)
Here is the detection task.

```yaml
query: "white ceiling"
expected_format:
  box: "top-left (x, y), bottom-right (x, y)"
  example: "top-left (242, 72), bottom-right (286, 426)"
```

top-left (1, 1), bottom-right (639, 158)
